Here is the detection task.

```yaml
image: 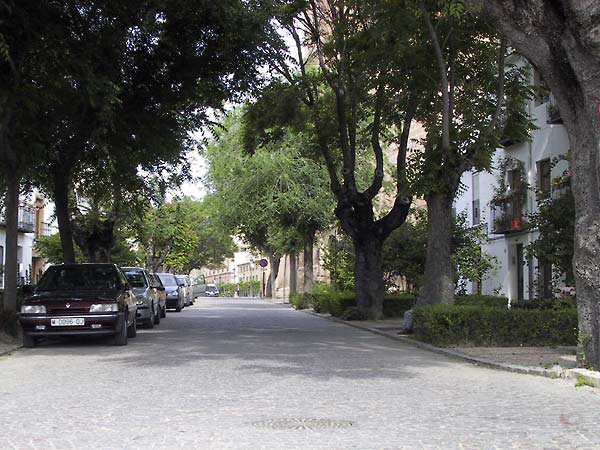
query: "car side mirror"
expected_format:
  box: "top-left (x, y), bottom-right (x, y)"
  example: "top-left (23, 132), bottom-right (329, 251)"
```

top-left (157, 286), bottom-right (165, 291)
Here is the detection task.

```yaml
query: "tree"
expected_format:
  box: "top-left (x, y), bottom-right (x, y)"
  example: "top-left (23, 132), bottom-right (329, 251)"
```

top-left (206, 110), bottom-right (335, 296)
top-left (252, 1), bottom-right (425, 318)
top-left (410, 1), bottom-right (533, 305)
top-left (466, 0), bottom-right (600, 369)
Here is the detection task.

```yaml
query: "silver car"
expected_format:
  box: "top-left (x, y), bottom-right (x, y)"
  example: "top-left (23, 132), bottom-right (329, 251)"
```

top-left (175, 275), bottom-right (193, 306)
top-left (123, 267), bottom-right (160, 328)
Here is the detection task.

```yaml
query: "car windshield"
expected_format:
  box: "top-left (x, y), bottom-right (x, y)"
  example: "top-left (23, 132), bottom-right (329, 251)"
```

top-left (206, 286), bottom-right (218, 292)
top-left (175, 277), bottom-right (186, 286)
top-left (37, 266), bottom-right (120, 290)
top-left (123, 270), bottom-right (147, 288)
top-left (158, 274), bottom-right (177, 287)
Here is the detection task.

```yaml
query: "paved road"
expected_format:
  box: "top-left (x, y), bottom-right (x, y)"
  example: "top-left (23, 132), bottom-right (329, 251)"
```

top-left (1, 297), bottom-right (599, 450)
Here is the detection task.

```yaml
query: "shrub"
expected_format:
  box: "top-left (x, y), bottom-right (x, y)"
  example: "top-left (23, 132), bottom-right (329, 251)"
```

top-left (290, 292), bottom-right (313, 310)
top-left (454, 294), bottom-right (508, 308)
top-left (382, 294), bottom-right (416, 317)
top-left (512, 297), bottom-right (576, 310)
top-left (413, 304), bottom-right (577, 347)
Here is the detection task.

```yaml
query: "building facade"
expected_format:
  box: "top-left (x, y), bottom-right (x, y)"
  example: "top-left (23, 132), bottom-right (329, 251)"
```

top-left (454, 68), bottom-right (570, 303)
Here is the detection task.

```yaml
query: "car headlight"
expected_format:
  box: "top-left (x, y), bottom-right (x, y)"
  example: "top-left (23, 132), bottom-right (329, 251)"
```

top-left (89, 303), bottom-right (118, 313)
top-left (135, 297), bottom-right (146, 306)
top-left (20, 305), bottom-right (46, 314)
top-left (169, 290), bottom-right (178, 296)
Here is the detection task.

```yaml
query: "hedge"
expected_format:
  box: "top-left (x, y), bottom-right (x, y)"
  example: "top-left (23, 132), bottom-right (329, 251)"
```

top-left (454, 294), bottom-right (508, 308)
top-left (291, 291), bottom-right (416, 319)
top-left (413, 304), bottom-right (577, 347)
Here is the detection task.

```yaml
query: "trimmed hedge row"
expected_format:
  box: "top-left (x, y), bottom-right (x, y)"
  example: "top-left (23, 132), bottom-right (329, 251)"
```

top-left (413, 304), bottom-right (577, 347)
top-left (454, 295), bottom-right (508, 308)
top-left (290, 291), bottom-right (416, 319)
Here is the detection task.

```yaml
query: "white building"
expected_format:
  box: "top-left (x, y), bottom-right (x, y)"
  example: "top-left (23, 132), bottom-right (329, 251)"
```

top-left (454, 67), bottom-right (570, 303)
top-left (0, 194), bottom-right (54, 288)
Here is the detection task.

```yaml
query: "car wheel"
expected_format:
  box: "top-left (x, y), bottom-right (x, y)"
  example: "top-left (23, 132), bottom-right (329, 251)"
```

top-left (160, 305), bottom-right (166, 318)
top-left (127, 315), bottom-right (137, 338)
top-left (23, 332), bottom-right (37, 348)
top-left (114, 317), bottom-right (128, 346)
top-left (146, 308), bottom-right (155, 329)
top-left (154, 306), bottom-right (161, 325)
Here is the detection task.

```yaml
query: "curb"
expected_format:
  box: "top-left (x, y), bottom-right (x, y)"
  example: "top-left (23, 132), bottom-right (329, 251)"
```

top-left (0, 344), bottom-right (22, 358)
top-left (301, 309), bottom-right (599, 386)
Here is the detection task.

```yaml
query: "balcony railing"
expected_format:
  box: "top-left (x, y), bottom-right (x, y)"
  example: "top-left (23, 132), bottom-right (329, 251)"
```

top-left (491, 193), bottom-right (529, 234)
top-left (0, 205), bottom-right (35, 233)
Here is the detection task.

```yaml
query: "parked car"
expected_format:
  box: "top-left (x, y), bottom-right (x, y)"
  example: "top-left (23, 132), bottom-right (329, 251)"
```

top-left (150, 273), bottom-right (167, 318)
top-left (122, 267), bottom-right (161, 328)
top-left (205, 283), bottom-right (220, 297)
top-left (156, 273), bottom-right (184, 312)
top-left (176, 275), bottom-right (193, 306)
top-left (18, 263), bottom-right (138, 347)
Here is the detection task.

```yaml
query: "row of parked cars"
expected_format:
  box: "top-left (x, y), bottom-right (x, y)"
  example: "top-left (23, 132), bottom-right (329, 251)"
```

top-left (18, 263), bottom-right (196, 348)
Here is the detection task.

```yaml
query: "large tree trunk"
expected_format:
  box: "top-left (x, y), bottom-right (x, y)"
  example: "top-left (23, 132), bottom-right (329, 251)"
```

top-left (420, 192), bottom-right (455, 305)
top-left (3, 171), bottom-right (20, 312)
top-left (303, 231), bottom-right (315, 292)
top-left (353, 235), bottom-right (385, 320)
top-left (72, 217), bottom-right (115, 263)
top-left (53, 173), bottom-right (76, 264)
top-left (470, 0), bottom-right (600, 369)
top-left (266, 254), bottom-right (281, 298)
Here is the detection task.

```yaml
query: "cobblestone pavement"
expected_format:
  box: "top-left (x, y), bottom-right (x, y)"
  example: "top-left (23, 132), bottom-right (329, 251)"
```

top-left (1, 298), bottom-right (599, 450)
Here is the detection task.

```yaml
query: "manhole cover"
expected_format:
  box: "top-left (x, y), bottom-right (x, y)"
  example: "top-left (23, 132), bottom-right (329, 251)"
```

top-left (252, 418), bottom-right (354, 430)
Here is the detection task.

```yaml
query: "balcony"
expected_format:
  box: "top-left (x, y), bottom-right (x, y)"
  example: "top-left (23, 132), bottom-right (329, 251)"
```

top-left (491, 193), bottom-right (529, 234)
top-left (0, 205), bottom-right (35, 233)
top-left (546, 95), bottom-right (563, 124)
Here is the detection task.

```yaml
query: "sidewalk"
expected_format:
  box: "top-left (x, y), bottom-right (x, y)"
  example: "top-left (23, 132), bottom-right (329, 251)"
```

top-left (301, 309), bottom-right (600, 388)
top-left (0, 332), bottom-right (20, 357)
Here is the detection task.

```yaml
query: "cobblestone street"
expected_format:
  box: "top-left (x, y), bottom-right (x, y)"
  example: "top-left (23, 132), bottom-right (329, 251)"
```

top-left (1, 297), bottom-right (599, 450)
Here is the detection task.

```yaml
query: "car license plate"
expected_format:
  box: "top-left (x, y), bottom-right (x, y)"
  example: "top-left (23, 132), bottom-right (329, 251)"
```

top-left (51, 318), bottom-right (85, 327)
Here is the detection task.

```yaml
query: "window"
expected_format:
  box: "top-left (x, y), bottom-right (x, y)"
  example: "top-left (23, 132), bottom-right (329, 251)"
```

top-left (537, 159), bottom-right (551, 196)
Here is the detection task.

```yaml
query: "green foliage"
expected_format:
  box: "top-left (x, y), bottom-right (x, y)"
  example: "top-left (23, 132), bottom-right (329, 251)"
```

top-left (294, 284), bottom-right (416, 319)
top-left (512, 297), bottom-right (577, 310)
top-left (452, 213), bottom-right (499, 294)
top-left (322, 233), bottom-right (356, 292)
top-left (413, 305), bottom-right (577, 347)
top-left (454, 295), bottom-right (508, 308)
top-left (206, 110), bottom-right (335, 258)
top-left (527, 186), bottom-right (575, 286)
top-left (34, 234), bottom-right (84, 264)
top-left (575, 375), bottom-right (597, 388)
top-left (382, 211), bottom-right (428, 293)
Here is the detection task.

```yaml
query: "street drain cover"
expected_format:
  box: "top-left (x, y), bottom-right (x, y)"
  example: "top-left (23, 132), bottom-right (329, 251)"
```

top-left (252, 418), bottom-right (354, 430)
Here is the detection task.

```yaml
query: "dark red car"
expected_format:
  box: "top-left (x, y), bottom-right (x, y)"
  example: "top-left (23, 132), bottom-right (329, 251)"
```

top-left (18, 264), bottom-right (138, 347)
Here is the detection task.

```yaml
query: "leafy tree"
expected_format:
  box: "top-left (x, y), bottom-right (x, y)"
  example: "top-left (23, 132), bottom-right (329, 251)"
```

top-left (452, 213), bottom-right (498, 295)
top-left (467, 0), bottom-right (600, 367)
top-left (322, 232), bottom-right (355, 293)
top-left (410, 2), bottom-right (533, 305)
top-left (382, 211), bottom-right (428, 294)
top-left (206, 110), bottom-right (335, 296)
top-left (250, 1), bottom-right (425, 318)
top-left (527, 187), bottom-right (575, 289)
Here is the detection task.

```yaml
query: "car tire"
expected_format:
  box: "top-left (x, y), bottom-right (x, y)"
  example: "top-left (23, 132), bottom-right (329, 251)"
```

top-left (114, 317), bottom-right (128, 346)
top-left (127, 315), bottom-right (137, 338)
top-left (146, 308), bottom-right (155, 329)
top-left (154, 306), bottom-right (161, 325)
top-left (23, 332), bottom-right (37, 348)
top-left (160, 305), bottom-right (166, 318)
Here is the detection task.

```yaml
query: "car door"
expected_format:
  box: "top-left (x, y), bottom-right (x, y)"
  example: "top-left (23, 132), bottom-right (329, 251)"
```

top-left (117, 267), bottom-right (137, 324)
top-left (145, 270), bottom-right (159, 313)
